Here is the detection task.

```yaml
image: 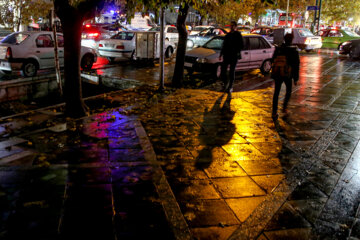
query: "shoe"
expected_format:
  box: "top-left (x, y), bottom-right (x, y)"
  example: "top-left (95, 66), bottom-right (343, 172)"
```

top-left (272, 113), bottom-right (278, 121)
top-left (227, 87), bottom-right (233, 93)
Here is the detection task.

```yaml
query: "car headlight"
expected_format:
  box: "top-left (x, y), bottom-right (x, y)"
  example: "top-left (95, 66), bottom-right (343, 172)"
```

top-left (187, 40), bottom-right (194, 48)
top-left (342, 41), bottom-right (351, 46)
top-left (197, 58), bottom-right (207, 63)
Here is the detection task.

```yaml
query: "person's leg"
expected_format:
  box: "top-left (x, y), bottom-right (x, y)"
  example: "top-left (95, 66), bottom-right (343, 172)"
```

top-left (227, 58), bottom-right (237, 91)
top-left (283, 78), bottom-right (293, 112)
top-left (272, 78), bottom-right (283, 118)
top-left (221, 60), bottom-right (228, 88)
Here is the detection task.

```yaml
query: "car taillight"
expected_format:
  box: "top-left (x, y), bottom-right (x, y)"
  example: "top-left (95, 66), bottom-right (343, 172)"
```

top-left (116, 45), bottom-right (124, 49)
top-left (99, 43), bottom-right (103, 47)
top-left (5, 47), bottom-right (12, 60)
top-left (88, 32), bottom-right (100, 38)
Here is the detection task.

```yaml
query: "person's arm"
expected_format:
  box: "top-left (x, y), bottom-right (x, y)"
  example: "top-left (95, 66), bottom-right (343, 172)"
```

top-left (238, 32), bottom-right (244, 57)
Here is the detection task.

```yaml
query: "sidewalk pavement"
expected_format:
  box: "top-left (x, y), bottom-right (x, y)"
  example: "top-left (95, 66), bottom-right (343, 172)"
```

top-left (1, 80), bottom-right (360, 240)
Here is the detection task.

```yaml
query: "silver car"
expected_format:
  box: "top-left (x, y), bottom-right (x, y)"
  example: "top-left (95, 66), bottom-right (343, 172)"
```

top-left (187, 28), bottom-right (228, 49)
top-left (184, 34), bottom-right (275, 78)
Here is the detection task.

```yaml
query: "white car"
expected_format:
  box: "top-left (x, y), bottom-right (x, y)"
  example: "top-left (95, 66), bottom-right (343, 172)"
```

top-left (148, 25), bottom-right (179, 44)
top-left (0, 31), bottom-right (97, 77)
top-left (184, 34), bottom-right (275, 78)
top-left (189, 25), bottom-right (214, 35)
top-left (98, 31), bottom-right (176, 61)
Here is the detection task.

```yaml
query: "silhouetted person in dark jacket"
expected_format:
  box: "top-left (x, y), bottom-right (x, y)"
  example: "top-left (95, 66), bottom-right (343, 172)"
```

top-left (271, 33), bottom-right (300, 120)
top-left (219, 21), bottom-right (244, 93)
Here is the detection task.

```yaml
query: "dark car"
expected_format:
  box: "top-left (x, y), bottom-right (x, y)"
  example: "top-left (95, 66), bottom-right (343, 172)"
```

top-left (338, 39), bottom-right (360, 59)
top-left (251, 26), bottom-right (274, 43)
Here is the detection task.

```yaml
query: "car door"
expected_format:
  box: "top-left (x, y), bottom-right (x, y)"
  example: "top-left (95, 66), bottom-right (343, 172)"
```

top-left (167, 27), bottom-right (178, 43)
top-left (236, 37), bottom-right (250, 70)
top-left (35, 34), bottom-right (55, 69)
top-left (248, 36), bottom-right (271, 68)
top-left (57, 34), bottom-right (65, 66)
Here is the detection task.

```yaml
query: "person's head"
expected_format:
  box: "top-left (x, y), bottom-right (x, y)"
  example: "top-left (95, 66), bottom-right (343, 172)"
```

top-left (284, 33), bottom-right (294, 46)
top-left (230, 21), bottom-right (237, 32)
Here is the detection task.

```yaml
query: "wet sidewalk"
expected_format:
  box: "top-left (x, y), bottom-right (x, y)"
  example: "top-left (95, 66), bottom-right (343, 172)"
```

top-left (1, 61), bottom-right (360, 240)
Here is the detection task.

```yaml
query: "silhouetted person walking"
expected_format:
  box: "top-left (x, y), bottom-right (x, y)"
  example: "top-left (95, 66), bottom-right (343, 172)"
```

top-left (271, 33), bottom-right (300, 120)
top-left (219, 21), bottom-right (243, 93)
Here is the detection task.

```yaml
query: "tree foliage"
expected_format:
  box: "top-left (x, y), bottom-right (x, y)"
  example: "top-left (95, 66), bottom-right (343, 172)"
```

top-left (0, 0), bottom-right (52, 31)
top-left (321, 0), bottom-right (360, 24)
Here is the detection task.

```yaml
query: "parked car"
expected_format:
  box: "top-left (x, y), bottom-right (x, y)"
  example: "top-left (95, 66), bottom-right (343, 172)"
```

top-left (316, 29), bottom-right (360, 49)
top-left (148, 25), bottom-right (179, 44)
top-left (126, 13), bottom-right (156, 31)
top-left (338, 39), bottom-right (360, 59)
top-left (190, 25), bottom-right (214, 35)
top-left (187, 28), bottom-right (227, 49)
top-left (184, 34), bottom-right (275, 78)
top-left (98, 31), bottom-right (176, 61)
top-left (251, 27), bottom-right (274, 43)
top-left (81, 23), bottom-right (127, 50)
top-left (291, 28), bottom-right (322, 51)
top-left (0, 28), bottom-right (12, 41)
top-left (0, 31), bottom-right (97, 77)
top-left (237, 26), bottom-right (251, 34)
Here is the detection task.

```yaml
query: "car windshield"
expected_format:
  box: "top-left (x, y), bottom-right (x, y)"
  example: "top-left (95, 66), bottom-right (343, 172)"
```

top-left (202, 37), bottom-right (224, 50)
top-left (111, 32), bottom-right (135, 40)
top-left (1, 33), bottom-right (29, 44)
top-left (298, 29), bottom-right (314, 37)
top-left (149, 27), bottom-right (160, 31)
top-left (344, 30), bottom-right (360, 37)
top-left (194, 27), bottom-right (206, 31)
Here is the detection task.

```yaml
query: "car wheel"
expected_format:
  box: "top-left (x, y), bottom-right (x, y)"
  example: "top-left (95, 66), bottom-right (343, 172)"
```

top-left (349, 47), bottom-right (359, 59)
top-left (165, 46), bottom-right (174, 58)
top-left (81, 54), bottom-right (94, 70)
top-left (260, 59), bottom-right (272, 75)
top-left (107, 57), bottom-right (115, 62)
top-left (21, 60), bottom-right (38, 77)
top-left (130, 51), bottom-right (136, 61)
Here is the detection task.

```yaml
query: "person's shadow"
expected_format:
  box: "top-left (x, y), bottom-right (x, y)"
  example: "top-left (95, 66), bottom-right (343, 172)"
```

top-left (195, 93), bottom-right (236, 169)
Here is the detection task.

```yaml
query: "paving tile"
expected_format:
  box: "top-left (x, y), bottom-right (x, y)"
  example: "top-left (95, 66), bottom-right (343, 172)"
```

top-left (226, 196), bottom-right (266, 222)
top-left (163, 163), bottom-right (208, 180)
top-left (333, 132), bottom-right (359, 152)
top-left (222, 143), bottom-right (265, 161)
top-left (179, 199), bottom-right (240, 227)
top-left (313, 219), bottom-right (351, 240)
top-left (204, 159), bottom-right (247, 178)
top-left (168, 179), bottom-right (221, 200)
top-left (307, 163), bottom-right (340, 196)
top-left (111, 164), bottom-right (154, 183)
top-left (288, 198), bottom-right (327, 224)
top-left (251, 174), bottom-right (285, 194)
top-left (264, 228), bottom-right (312, 240)
top-left (350, 218), bottom-right (360, 238)
top-left (265, 202), bottom-right (311, 231)
top-left (191, 226), bottom-right (238, 240)
top-left (212, 177), bottom-right (266, 198)
top-left (237, 159), bottom-right (284, 175)
top-left (288, 180), bottom-right (328, 200)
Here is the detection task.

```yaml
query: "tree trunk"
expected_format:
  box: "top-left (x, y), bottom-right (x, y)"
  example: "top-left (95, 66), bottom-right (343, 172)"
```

top-left (171, 2), bottom-right (189, 88)
top-left (55, 2), bottom-right (87, 117)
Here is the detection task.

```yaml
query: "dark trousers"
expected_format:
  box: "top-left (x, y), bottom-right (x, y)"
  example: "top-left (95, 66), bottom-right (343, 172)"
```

top-left (221, 57), bottom-right (238, 89)
top-left (272, 77), bottom-right (292, 116)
